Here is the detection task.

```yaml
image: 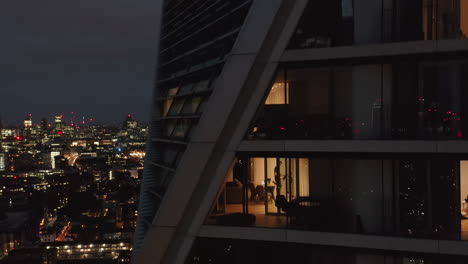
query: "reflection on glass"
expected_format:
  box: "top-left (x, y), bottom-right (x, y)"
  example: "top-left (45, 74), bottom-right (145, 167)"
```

top-left (163, 120), bottom-right (176, 137)
top-left (289, 0), bottom-right (468, 49)
top-left (163, 87), bottom-right (179, 117)
top-left (195, 97), bottom-right (208, 114)
top-left (290, 0), bottom-right (353, 49)
top-left (191, 97), bottom-right (203, 113)
top-left (172, 119), bottom-right (191, 139)
top-left (168, 98), bottom-right (185, 116)
top-left (179, 84), bottom-right (193, 95)
top-left (192, 80), bottom-right (210, 92)
top-left (160, 144), bottom-right (182, 167)
top-left (249, 60), bottom-right (468, 140)
top-left (188, 238), bottom-right (468, 264)
top-left (181, 97), bottom-right (203, 115)
top-left (393, 61), bottom-right (467, 139)
top-left (163, 99), bottom-right (173, 117)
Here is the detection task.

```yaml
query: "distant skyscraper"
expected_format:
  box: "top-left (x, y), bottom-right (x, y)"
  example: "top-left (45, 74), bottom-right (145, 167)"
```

top-left (123, 115), bottom-right (138, 130)
top-left (0, 152), bottom-right (6, 172)
top-left (40, 118), bottom-right (48, 131)
top-left (23, 114), bottom-right (33, 138)
top-left (50, 151), bottom-right (61, 169)
top-left (54, 115), bottom-right (65, 132)
top-left (23, 114), bottom-right (32, 128)
top-left (54, 155), bottom-right (68, 170)
top-left (135, 0), bottom-right (468, 263)
top-left (69, 112), bottom-right (76, 127)
top-left (121, 114), bottom-right (140, 140)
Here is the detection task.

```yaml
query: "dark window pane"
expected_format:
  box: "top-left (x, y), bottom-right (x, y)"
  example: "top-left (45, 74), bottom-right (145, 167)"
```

top-left (288, 0), bottom-right (467, 49)
top-left (168, 98), bottom-right (185, 116)
top-left (172, 119), bottom-right (192, 139)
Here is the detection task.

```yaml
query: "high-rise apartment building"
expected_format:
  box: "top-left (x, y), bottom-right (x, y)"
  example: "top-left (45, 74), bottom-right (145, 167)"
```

top-left (23, 114), bottom-right (32, 138)
top-left (23, 114), bottom-right (32, 129)
top-left (0, 152), bottom-right (6, 172)
top-left (135, 0), bottom-right (468, 263)
top-left (54, 115), bottom-right (65, 132)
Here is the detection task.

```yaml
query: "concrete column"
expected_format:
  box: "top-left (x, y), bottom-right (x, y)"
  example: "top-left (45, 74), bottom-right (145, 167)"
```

top-left (352, 65), bottom-right (383, 139)
top-left (354, 0), bottom-right (383, 44)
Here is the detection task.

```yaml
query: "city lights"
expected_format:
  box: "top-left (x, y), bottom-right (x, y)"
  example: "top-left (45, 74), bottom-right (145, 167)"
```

top-left (0, 114), bottom-right (146, 263)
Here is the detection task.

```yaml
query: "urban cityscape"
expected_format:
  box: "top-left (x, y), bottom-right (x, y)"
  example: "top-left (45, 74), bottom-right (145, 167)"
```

top-left (3, 0), bottom-right (468, 263)
top-left (0, 113), bottom-right (147, 263)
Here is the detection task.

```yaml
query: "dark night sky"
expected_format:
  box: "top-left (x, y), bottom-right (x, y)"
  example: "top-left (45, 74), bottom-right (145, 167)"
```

top-left (0, 0), bottom-right (159, 126)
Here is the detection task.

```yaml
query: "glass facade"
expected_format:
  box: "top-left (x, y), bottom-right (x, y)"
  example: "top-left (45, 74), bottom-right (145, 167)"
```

top-left (186, 238), bottom-right (468, 264)
top-left (137, 0), bottom-right (468, 261)
top-left (289, 0), bottom-right (468, 49)
top-left (248, 58), bottom-right (468, 140)
top-left (207, 154), bottom-right (468, 241)
top-left (135, 0), bottom-right (253, 251)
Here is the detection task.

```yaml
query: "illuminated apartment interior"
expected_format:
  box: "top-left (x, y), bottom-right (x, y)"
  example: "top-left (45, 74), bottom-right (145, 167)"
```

top-left (460, 161), bottom-right (468, 238)
top-left (209, 156), bottom-right (468, 241)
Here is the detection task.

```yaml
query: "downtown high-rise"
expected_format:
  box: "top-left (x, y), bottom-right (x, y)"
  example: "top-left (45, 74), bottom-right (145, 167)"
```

top-left (134, 0), bottom-right (468, 263)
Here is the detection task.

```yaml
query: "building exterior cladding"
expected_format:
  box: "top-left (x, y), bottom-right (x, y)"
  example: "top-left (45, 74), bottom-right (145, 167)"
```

top-left (135, 0), bottom-right (468, 263)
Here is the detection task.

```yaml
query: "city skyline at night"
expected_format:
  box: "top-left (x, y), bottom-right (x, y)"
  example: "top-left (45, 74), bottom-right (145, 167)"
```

top-left (0, 113), bottom-right (148, 128)
top-left (0, 111), bottom-right (146, 263)
top-left (1, 109), bottom-right (151, 127)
